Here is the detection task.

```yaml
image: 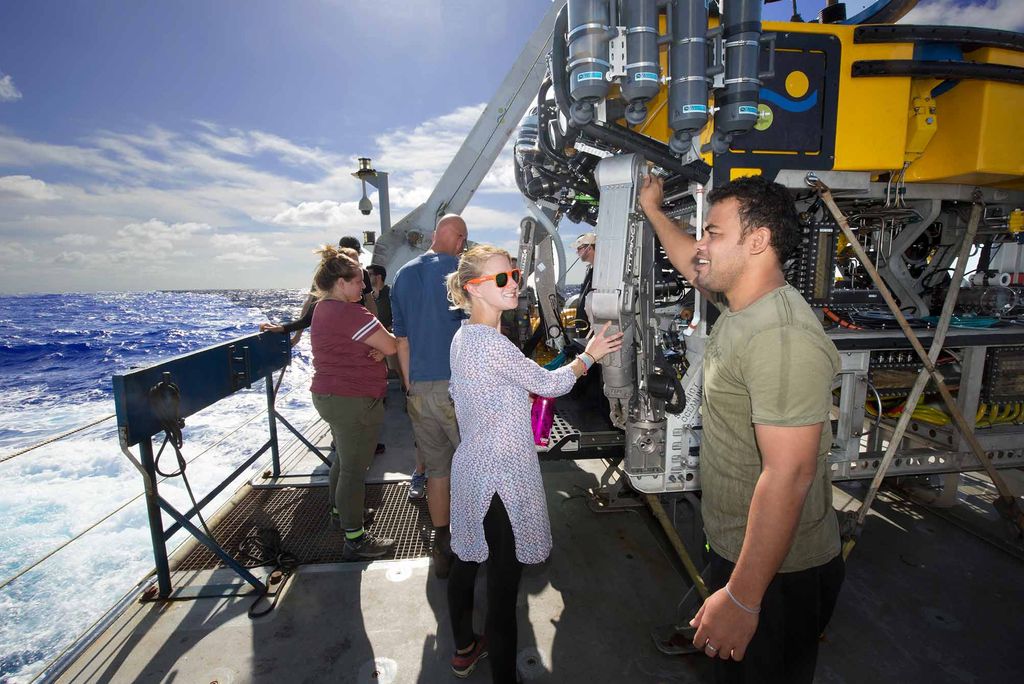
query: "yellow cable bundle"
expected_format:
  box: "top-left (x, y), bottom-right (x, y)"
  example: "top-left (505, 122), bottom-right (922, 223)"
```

top-left (910, 405), bottom-right (951, 426)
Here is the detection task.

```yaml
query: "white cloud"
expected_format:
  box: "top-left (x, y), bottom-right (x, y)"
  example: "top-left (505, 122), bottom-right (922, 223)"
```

top-left (460, 205), bottom-right (523, 232)
top-left (0, 101), bottom-right (530, 291)
top-left (478, 140), bottom-right (519, 195)
top-left (194, 124), bottom-right (338, 169)
top-left (370, 103), bottom-right (521, 208)
top-left (901, 0), bottom-right (1024, 31)
top-left (210, 233), bottom-right (277, 263)
top-left (53, 251), bottom-right (90, 266)
top-left (0, 134), bottom-right (129, 179)
top-left (54, 233), bottom-right (99, 246)
top-left (375, 104), bottom-right (485, 176)
top-left (249, 131), bottom-right (335, 168)
top-left (267, 104), bottom-right (524, 229)
top-left (0, 175), bottom-right (60, 200)
top-left (0, 72), bottom-right (22, 102)
top-left (214, 252), bottom-right (278, 263)
top-left (0, 243), bottom-right (35, 264)
top-left (268, 199), bottom-right (374, 229)
top-left (109, 219), bottom-right (210, 259)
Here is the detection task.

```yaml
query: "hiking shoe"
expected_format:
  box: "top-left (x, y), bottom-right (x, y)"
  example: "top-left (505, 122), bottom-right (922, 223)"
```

top-left (330, 507), bottom-right (376, 531)
top-left (341, 531), bottom-right (395, 560)
top-left (409, 471), bottom-right (427, 499)
top-left (451, 636), bottom-right (488, 678)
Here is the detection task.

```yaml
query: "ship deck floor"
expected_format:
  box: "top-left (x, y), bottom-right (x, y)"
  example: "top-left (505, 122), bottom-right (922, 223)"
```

top-left (56, 383), bottom-right (1024, 683)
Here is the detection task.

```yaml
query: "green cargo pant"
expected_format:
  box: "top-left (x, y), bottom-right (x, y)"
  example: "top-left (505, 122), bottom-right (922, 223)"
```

top-left (312, 393), bottom-right (385, 531)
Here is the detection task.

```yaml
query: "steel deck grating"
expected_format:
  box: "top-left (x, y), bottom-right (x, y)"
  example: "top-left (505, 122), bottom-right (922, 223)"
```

top-left (546, 407), bottom-right (580, 451)
top-left (175, 482), bottom-right (433, 571)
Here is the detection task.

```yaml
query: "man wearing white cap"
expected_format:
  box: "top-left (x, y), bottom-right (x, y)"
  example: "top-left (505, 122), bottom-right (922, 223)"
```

top-left (573, 232), bottom-right (597, 333)
top-left (569, 232), bottom-right (610, 416)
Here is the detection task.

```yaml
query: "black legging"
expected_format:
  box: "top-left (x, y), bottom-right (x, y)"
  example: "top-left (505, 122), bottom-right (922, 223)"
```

top-left (447, 493), bottom-right (523, 684)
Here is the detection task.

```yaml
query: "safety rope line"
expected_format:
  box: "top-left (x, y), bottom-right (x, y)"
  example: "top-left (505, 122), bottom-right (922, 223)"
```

top-left (0, 488), bottom-right (141, 593)
top-left (0, 366), bottom-right (309, 593)
top-left (1, 352), bottom-right (300, 466)
top-left (0, 414), bottom-right (116, 465)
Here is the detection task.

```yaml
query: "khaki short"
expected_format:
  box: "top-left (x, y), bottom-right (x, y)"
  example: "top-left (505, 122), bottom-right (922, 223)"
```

top-left (406, 380), bottom-right (460, 477)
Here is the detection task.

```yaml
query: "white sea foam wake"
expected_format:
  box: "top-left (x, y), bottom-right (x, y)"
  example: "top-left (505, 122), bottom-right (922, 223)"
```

top-left (0, 289), bottom-right (316, 682)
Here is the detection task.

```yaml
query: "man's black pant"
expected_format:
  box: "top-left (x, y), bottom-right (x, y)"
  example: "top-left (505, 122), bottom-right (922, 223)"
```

top-left (705, 549), bottom-right (845, 684)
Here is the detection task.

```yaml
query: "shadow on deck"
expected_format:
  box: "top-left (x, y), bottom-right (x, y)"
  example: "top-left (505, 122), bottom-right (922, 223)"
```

top-left (53, 381), bottom-right (1024, 682)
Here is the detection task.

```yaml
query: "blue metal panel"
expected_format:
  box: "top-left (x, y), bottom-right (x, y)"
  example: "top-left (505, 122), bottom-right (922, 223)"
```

top-left (113, 332), bottom-right (290, 446)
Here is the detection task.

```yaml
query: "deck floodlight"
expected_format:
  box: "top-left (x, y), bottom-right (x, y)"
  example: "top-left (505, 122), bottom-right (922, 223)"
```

top-left (354, 157), bottom-right (376, 216)
top-left (351, 157), bottom-right (389, 238)
top-left (359, 181), bottom-right (373, 216)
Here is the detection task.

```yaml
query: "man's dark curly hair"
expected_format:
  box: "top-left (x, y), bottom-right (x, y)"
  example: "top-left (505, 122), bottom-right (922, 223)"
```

top-left (707, 175), bottom-right (800, 263)
top-left (338, 235), bottom-right (362, 251)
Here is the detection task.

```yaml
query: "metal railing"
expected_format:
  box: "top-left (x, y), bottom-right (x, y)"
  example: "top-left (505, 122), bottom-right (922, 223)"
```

top-left (112, 331), bottom-right (322, 599)
top-left (0, 332), bottom-right (324, 600)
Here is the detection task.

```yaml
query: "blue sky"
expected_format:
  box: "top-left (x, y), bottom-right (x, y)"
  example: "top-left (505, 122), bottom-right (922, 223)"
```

top-left (1, 0), bottom-right (1022, 293)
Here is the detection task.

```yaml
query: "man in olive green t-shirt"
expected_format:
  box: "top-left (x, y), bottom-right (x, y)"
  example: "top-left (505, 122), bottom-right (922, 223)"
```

top-left (640, 174), bottom-right (844, 684)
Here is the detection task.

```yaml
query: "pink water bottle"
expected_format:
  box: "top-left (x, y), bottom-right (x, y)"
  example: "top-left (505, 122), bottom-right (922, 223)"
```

top-left (531, 395), bottom-right (555, 446)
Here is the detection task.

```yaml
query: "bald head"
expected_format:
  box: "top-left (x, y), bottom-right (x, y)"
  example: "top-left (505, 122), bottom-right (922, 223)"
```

top-left (431, 214), bottom-right (468, 256)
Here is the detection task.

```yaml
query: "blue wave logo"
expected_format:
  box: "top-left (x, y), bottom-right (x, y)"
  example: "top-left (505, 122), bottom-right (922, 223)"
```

top-left (759, 87), bottom-right (818, 113)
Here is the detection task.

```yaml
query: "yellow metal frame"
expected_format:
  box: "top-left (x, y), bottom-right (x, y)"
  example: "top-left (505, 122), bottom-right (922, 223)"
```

top-left (617, 21), bottom-right (1022, 188)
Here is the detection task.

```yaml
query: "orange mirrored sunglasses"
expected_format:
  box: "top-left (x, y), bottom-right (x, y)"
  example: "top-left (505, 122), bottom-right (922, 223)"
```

top-left (466, 269), bottom-right (522, 288)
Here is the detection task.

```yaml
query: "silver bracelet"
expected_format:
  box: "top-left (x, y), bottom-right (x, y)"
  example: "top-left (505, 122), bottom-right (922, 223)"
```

top-left (725, 584), bottom-right (760, 614)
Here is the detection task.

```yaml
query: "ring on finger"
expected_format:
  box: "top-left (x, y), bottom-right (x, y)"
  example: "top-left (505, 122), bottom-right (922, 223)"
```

top-left (704, 640), bottom-right (719, 653)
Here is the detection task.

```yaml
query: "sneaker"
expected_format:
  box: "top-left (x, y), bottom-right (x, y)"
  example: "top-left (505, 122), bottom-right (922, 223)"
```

top-left (451, 636), bottom-right (488, 678)
top-left (330, 507), bottom-right (377, 531)
top-left (341, 531), bottom-right (395, 560)
top-left (409, 471), bottom-right (427, 499)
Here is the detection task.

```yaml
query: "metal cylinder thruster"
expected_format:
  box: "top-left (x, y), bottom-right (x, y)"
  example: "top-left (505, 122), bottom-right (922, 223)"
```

top-left (714, 0), bottom-right (763, 147)
top-left (818, 0), bottom-right (848, 24)
top-left (668, 0), bottom-right (710, 154)
top-left (957, 285), bottom-right (1019, 315)
top-left (621, 0), bottom-right (660, 126)
top-left (514, 106), bottom-right (542, 164)
top-left (567, 0), bottom-right (612, 126)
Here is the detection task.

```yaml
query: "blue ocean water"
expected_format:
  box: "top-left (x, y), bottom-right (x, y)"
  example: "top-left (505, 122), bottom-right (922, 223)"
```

top-left (0, 290), bottom-right (315, 683)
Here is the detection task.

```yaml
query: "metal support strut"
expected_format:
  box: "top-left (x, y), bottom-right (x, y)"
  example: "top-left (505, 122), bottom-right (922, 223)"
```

top-left (806, 173), bottom-right (1024, 553)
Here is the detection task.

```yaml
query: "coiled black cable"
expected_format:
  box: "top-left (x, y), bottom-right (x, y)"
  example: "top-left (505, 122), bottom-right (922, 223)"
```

top-left (238, 526), bottom-right (299, 618)
top-left (147, 376), bottom-right (215, 542)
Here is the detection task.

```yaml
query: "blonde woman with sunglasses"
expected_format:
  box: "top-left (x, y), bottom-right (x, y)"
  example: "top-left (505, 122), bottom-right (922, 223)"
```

top-left (443, 245), bottom-right (622, 682)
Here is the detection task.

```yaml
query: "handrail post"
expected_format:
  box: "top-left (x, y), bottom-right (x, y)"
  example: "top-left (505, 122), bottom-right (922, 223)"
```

top-left (138, 437), bottom-right (171, 598)
top-left (265, 373), bottom-right (281, 478)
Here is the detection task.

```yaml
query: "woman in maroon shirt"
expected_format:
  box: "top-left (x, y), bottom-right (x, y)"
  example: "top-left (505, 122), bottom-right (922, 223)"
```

top-left (309, 246), bottom-right (398, 559)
